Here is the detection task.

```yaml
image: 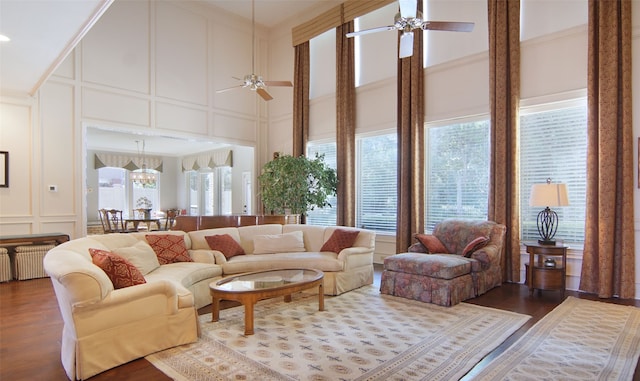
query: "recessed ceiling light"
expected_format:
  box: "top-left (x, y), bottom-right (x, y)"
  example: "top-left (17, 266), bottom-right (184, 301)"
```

top-left (0, 35), bottom-right (10, 42)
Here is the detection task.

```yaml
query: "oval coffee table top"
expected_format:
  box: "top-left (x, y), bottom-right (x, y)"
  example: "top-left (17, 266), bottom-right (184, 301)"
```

top-left (210, 268), bottom-right (323, 293)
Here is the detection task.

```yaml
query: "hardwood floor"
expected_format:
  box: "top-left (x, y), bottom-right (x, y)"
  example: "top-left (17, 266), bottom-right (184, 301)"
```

top-left (1, 264), bottom-right (638, 381)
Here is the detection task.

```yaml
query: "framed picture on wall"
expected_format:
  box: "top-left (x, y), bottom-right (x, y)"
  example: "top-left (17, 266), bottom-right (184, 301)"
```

top-left (0, 151), bottom-right (7, 188)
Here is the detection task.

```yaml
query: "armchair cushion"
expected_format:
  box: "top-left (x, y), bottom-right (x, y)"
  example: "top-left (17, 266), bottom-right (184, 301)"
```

top-left (415, 234), bottom-right (449, 254)
top-left (89, 248), bottom-right (146, 289)
top-left (462, 236), bottom-right (489, 257)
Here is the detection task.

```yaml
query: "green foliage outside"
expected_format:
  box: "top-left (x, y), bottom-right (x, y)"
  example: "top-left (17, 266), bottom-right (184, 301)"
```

top-left (258, 153), bottom-right (338, 215)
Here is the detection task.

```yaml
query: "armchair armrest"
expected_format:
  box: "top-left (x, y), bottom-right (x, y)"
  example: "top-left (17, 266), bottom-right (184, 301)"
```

top-left (469, 243), bottom-right (501, 270)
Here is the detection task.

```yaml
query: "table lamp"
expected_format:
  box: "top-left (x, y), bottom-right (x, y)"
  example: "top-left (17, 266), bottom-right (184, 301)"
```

top-left (529, 178), bottom-right (569, 245)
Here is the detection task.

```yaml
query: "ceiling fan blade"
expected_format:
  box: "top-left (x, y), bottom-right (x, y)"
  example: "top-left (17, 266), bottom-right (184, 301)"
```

top-left (216, 84), bottom-right (244, 93)
top-left (263, 80), bottom-right (293, 87)
top-left (346, 25), bottom-right (396, 38)
top-left (422, 21), bottom-right (474, 32)
top-left (256, 88), bottom-right (273, 101)
top-left (398, 0), bottom-right (417, 19)
top-left (399, 31), bottom-right (414, 58)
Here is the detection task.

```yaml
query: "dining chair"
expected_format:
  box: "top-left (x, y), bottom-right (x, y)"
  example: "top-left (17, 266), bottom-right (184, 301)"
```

top-left (99, 209), bottom-right (129, 233)
top-left (164, 209), bottom-right (179, 230)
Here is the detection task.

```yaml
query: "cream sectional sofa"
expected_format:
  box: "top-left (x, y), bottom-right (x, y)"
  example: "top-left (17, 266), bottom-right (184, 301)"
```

top-left (44, 224), bottom-right (374, 380)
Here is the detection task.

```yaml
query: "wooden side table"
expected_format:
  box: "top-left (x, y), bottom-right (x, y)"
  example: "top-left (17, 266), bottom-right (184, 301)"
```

top-left (524, 242), bottom-right (568, 298)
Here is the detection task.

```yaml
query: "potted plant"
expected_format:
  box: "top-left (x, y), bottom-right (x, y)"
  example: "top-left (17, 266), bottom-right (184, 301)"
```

top-left (258, 153), bottom-right (337, 218)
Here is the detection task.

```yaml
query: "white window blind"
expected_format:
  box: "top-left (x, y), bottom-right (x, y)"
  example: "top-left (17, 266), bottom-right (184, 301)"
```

top-left (306, 141), bottom-right (337, 226)
top-left (425, 120), bottom-right (490, 232)
top-left (357, 133), bottom-right (397, 233)
top-left (520, 100), bottom-right (587, 244)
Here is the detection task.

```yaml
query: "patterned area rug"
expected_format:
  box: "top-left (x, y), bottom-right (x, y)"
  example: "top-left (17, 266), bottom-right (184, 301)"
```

top-left (146, 286), bottom-right (529, 381)
top-left (469, 296), bottom-right (640, 381)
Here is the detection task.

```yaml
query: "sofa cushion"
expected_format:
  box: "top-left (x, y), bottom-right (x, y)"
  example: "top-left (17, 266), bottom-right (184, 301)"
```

top-left (320, 229), bottom-right (359, 253)
top-left (222, 251), bottom-right (343, 274)
top-left (205, 234), bottom-right (245, 259)
top-left (145, 261), bottom-right (222, 289)
top-left (253, 231), bottom-right (306, 254)
top-left (145, 235), bottom-right (193, 265)
top-left (89, 248), bottom-right (147, 289)
top-left (415, 234), bottom-right (449, 254)
top-left (462, 236), bottom-right (489, 257)
top-left (383, 253), bottom-right (471, 280)
top-left (113, 240), bottom-right (160, 275)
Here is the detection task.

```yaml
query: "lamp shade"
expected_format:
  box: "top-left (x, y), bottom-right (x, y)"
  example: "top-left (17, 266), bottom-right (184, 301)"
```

top-left (529, 182), bottom-right (569, 207)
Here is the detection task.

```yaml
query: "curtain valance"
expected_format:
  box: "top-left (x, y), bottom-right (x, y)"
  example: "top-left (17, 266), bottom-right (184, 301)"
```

top-left (292, 0), bottom-right (395, 46)
top-left (94, 153), bottom-right (163, 172)
top-left (181, 149), bottom-right (232, 171)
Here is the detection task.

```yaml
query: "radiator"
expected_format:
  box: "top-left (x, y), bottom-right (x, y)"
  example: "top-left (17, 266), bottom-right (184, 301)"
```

top-left (14, 244), bottom-right (55, 280)
top-left (0, 247), bottom-right (10, 282)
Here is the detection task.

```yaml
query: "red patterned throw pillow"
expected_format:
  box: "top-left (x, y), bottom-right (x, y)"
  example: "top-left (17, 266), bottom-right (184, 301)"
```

top-left (320, 229), bottom-right (360, 254)
top-left (205, 234), bottom-right (245, 259)
top-left (415, 234), bottom-right (449, 254)
top-left (145, 234), bottom-right (193, 264)
top-left (462, 236), bottom-right (489, 257)
top-left (89, 248), bottom-right (146, 289)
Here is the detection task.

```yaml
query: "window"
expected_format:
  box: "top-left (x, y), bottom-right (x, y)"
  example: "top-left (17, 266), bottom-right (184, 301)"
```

top-left (357, 133), bottom-right (397, 233)
top-left (186, 167), bottom-right (232, 216)
top-left (306, 141), bottom-right (337, 226)
top-left (425, 120), bottom-right (490, 232)
top-left (520, 99), bottom-right (587, 245)
top-left (98, 167), bottom-right (160, 217)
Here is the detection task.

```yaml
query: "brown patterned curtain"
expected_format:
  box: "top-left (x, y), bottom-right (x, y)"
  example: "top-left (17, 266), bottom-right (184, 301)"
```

top-left (396, 0), bottom-right (424, 253)
top-left (487, 0), bottom-right (521, 283)
top-left (579, 0), bottom-right (635, 299)
top-left (336, 21), bottom-right (356, 227)
top-left (293, 42), bottom-right (310, 158)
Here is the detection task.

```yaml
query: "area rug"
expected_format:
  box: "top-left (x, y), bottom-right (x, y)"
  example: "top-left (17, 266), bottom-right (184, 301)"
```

top-left (146, 286), bottom-right (530, 381)
top-left (469, 296), bottom-right (640, 381)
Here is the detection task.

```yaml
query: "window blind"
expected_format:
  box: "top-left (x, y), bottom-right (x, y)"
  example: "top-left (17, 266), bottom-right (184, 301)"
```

top-left (306, 142), bottom-right (338, 226)
top-left (520, 101), bottom-right (587, 244)
top-left (356, 133), bottom-right (397, 233)
top-left (425, 121), bottom-right (490, 232)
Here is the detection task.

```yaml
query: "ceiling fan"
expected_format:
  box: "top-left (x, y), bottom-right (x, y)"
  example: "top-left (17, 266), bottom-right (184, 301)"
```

top-left (216, 0), bottom-right (292, 101)
top-left (346, 0), bottom-right (474, 59)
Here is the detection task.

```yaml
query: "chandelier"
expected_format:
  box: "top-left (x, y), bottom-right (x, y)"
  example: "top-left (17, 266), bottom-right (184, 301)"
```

top-left (130, 140), bottom-right (156, 185)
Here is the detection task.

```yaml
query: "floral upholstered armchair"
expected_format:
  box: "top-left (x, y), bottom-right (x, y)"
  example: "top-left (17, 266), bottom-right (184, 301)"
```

top-left (381, 219), bottom-right (506, 306)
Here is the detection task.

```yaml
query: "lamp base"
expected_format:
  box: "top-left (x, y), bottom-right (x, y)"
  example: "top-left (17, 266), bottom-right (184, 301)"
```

top-left (538, 239), bottom-right (556, 246)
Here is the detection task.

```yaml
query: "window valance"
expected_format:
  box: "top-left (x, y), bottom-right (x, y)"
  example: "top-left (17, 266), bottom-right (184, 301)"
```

top-left (94, 153), bottom-right (163, 172)
top-left (182, 149), bottom-right (232, 171)
top-left (292, 0), bottom-right (395, 46)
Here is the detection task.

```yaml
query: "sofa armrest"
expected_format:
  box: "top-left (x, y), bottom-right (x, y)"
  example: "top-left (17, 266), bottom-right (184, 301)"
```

top-left (338, 247), bottom-right (373, 270)
top-left (72, 280), bottom-right (187, 335)
top-left (469, 243), bottom-right (501, 270)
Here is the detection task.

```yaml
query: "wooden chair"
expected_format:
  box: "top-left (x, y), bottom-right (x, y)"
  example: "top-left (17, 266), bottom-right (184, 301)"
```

top-left (98, 209), bottom-right (129, 233)
top-left (164, 209), bottom-right (179, 230)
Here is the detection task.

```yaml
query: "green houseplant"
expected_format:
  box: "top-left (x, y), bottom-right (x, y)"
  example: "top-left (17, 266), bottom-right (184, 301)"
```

top-left (258, 153), bottom-right (337, 216)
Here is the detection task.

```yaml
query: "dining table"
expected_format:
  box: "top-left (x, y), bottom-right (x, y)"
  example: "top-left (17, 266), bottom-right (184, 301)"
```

top-left (124, 218), bottom-right (162, 231)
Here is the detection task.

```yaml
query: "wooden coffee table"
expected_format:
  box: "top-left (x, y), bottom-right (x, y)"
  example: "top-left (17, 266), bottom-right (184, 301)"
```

top-left (209, 268), bottom-right (324, 335)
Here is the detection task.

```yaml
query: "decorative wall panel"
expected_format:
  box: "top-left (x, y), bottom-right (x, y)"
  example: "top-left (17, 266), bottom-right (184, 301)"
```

top-left (81, 0), bottom-right (150, 94)
top-left (156, 102), bottom-right (207, 135)
top-left (212, 114), bottom-right (255, 142)
top-left (82, 88), bottom-right (150, 127)
top-left (155, 2), bottom-right (207, 105)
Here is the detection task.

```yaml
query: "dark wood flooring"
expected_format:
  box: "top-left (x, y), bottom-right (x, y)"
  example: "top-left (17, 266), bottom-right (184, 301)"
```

top-left (1, 264), bottom-right (638, 381)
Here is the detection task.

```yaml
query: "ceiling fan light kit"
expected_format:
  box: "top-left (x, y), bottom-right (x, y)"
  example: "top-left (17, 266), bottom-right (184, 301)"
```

top-left (346, 0), bottom-right (474, 59)
top-left (216, 0), bottom-right (292, 101)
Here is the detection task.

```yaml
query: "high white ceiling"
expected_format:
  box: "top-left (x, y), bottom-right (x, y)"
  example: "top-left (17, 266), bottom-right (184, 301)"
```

top-left (0, 0), bottom-right (340, 155)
